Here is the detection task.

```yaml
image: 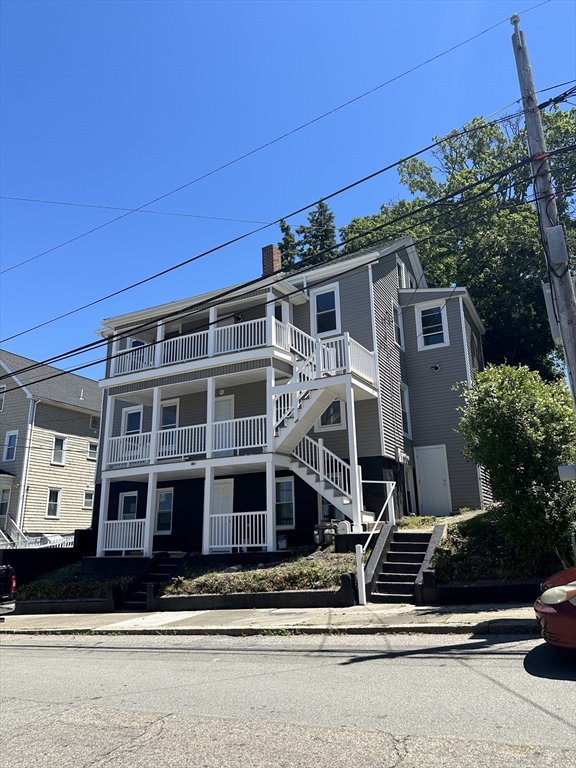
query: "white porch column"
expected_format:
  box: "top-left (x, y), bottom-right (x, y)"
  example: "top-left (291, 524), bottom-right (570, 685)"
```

top-left (155, 319), bottom-right (165, 367)
top-left (202, 466), bottom-right (214, 554)
top-left (149, 387), bottom-right (161, 464)
top-left (266, 365), bottom-right (274, 452)
top-left (207, 306), bottom-right (217, 357)
top-left (345, 382), bottom-right (363, 532)
top-left (143, 470), bottom-right (158, 557)
top-left (111, 334), bottom-right (120, 376)
top-left (95, 476), bottom-right (111, 557)
top-left (266, 292), bottom-right (276, 348)
top-left (265, 456), bottom-right (276, 551)
top-left (205, 378), bottom-right (214, 458)
top-left (101, 393), bottom-right (115, 471)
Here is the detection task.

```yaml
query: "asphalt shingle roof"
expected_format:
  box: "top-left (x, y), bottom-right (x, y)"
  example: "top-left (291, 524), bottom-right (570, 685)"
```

top-left (0, 349), bottom-right (101, 413)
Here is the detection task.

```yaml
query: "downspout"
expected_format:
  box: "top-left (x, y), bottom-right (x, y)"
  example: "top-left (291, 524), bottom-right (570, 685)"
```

top-left (16, 398), bottom-right (39, 531)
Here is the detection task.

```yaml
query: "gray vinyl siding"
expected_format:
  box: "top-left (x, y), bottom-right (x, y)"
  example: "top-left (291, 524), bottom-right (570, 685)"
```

top-left (224, 381), bottom-right (266, 418)
top-left (336, 267), bottom-right (374, 350)
top-left (310, 398), bottom-right (381, 459)
top-left (463, 304), bottom-right (484, 373)
top-left (371, 253), bottom-right (405, 459)
top-left (178, 392), bottom-right (207, 426)
top-left (292, 302), bottom-right (310, 335)
top-left (34, 403), bottom-right (99, 439)
top-left (402, 298), bottom-right (481, 511)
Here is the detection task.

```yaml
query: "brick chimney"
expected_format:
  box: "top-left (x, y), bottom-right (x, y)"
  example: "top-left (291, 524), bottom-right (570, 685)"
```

top-left (262, 244), bottom-right (282, 276)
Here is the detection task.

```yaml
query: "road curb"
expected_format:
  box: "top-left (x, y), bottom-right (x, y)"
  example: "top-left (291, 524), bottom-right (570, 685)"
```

top-left (0, 621), bottom-right (540, 637)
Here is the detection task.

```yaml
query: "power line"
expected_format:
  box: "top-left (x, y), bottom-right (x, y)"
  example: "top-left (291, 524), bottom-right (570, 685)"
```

top-left (0, 0), bottom-right (553, 278)
top-left (3, 145), bottom-right (575, 386)
top-left (1, 100), bottom-right (561, 347)
top-left (1, 176), bottom-right (568, 395)
top-left (1, 148), bottom-right (559, 382)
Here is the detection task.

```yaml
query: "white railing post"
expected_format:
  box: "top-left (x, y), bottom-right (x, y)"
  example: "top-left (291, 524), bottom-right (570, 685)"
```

top-left (345, 382), bottom-right (363, 532)
top-left (96, 476), bottom-right (111, 556)
top-left (265, 457), bottom-right (275, 551)
top-left (266, 366), bottom-right (275, 452)
top-left (102, 393), bottom-right (115, 470)
top-left (205, 378), bottom-right (214, 458)
top-left (388, 484), bottom-right (396, 525)
top-left (315, 339), bottom-right (323, 378)
top-left (150, 387), bottom-right (160, 464)
top-left (207, 306), bottom-right (216, 357)
top-left (155, 319), bottom-right (165, 368)
top-left (143, 471), bottom-right (157, 557)
top-left (344, 332), bottom-right (351, 374)
top-left (318, 438), bottom-right (325, 490)
top-left (202, 466), bottom-right (214, 554)
top-left (356, 544), bottom-right (367, 606)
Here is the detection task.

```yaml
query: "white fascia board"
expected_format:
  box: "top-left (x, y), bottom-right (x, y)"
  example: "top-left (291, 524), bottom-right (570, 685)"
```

top-left (0, 358), bottom-right (33, 399)
top-left (398, 287), bottom-right (485, 335)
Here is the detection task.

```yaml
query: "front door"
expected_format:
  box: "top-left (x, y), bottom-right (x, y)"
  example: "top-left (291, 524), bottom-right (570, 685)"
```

top-left (414, 445), bottom-right (452, 516)
top-left (211, 479), bottom-right (234, 551)
top-left (214, 395), bottom-right (234, 456)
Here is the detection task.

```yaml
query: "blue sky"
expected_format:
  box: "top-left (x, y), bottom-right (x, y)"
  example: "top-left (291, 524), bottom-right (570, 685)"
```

top-left (1, 0), bottom-right (575, 380)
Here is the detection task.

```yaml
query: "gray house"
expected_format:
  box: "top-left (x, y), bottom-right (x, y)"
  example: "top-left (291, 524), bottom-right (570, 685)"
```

top-left (0, 350), bottom-right (101, 547)
top-left (93, 236), bottom-right (489, 557)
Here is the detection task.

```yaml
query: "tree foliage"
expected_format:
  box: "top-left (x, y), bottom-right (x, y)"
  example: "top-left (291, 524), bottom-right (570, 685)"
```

top-left (295, 200), bottom-right (339, 266)
top-left (277, 219), bottom-right (297, 270)
top-left (339, 108), bottom-right (576, 378)
top-left (458, 364), bottom-right (576, 574)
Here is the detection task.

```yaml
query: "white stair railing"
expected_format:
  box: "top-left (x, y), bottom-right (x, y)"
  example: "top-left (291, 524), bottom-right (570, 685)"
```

top-left (292, 435), bottom-right (352, 499)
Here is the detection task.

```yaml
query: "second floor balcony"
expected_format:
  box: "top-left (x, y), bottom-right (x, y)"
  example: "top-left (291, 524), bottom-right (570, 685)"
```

top-left (110, 316), bottom-right (376, 386)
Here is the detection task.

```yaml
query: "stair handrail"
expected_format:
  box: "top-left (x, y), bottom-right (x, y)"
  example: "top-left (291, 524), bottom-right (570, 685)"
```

top-left (292, 435), bottom-right (352, 499)
top-left (273, 348), bottom-right (317, 431)
top-left (355, 480), bottom-right (396, 606)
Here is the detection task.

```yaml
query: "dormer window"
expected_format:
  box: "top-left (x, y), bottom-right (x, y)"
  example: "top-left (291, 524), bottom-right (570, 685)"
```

top-left (311, 283), bottom-right (341, 338)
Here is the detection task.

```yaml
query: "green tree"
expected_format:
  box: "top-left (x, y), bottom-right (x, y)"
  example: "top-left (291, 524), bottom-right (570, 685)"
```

top-left (295, 200), bottom-right (339, 266)
top-left (340, 108), bottom-right (576, 378)
top-left (458, 364), bottom-right (576, 574)
top-left (277, 219), bottom-right (297, 270)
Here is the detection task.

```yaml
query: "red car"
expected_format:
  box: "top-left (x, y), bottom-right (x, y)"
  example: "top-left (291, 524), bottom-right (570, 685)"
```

top-left (534, 566), bottom-right (576, 650)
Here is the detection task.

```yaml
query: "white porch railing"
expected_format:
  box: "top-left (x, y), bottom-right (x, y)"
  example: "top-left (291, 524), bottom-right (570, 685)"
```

top-left (114, 344), bottom-right (156, 376)
top-left (292, 435), bottom-right (351, 498)
top-left (156, 424), bottom-right (206, 460)
top-left (162, 331), bottom-right (208, 366)
top-left (349, 337), bottom-right (377, 383)
top-left (319, 334), bottom-right (376, 383)
top-left (213, 416), bottom-right (267, 453)
top-left (108, 433), bottom-right (151, 466)
top-left (214, 318), bottom-right (267, 355)
top-left (102, 519), bottom-right (145, 551)
top-left (210, 511), bottom-right (267, 550)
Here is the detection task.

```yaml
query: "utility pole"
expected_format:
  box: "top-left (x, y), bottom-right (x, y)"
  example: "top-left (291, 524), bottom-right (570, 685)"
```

top-left (511, 15), bottom-right (576, 406)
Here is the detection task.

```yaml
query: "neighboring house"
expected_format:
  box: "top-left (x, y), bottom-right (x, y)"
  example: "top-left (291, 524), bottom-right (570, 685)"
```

top-left (94, 236), bottom-right (490, 558)
top-left (0, 350), bottom-right (101, 547)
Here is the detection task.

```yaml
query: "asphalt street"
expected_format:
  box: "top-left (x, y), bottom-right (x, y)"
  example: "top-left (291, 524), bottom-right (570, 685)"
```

top-left (1, 633), bottom-right (575, 767)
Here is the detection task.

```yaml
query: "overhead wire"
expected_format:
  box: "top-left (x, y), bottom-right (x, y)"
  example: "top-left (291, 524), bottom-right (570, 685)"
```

top-left (0, 0), bottom-right (555, 277)
top-left (2, 145), bottom-right (569, 383)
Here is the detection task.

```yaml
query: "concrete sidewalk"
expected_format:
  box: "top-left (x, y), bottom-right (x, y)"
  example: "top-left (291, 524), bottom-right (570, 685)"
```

top-left (0, 602), bottom-right (540, 636)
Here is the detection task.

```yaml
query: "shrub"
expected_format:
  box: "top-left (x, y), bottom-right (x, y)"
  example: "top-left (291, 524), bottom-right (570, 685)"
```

top-left (457, 364), bottom-right (576, 574)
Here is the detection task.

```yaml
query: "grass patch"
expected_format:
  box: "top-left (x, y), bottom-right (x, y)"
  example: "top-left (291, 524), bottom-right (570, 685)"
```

top-left (431, 509), bottom-right (544, 583)
top-left (162, 546), bottom-right (356, 596)
top-left (16, 562), bottom-right (133, 601)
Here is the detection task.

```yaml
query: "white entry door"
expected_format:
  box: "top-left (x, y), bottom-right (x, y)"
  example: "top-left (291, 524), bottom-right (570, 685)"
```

top-left (211, 479), bottom-right (234, 551)
top-left (414, 445), bottom-right (452, 516)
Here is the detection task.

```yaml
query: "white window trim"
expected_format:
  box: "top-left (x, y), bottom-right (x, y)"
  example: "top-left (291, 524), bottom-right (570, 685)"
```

top-left (160, 399), bottom-right (180, 430)
top-left (0, 487), bottom-right (11, 516)
top-left (90, 415), bottom-right (100, 433)
top-left (315, 399), bottom-right (347, 433)
top-left (275, 477), bottom-right (295, 530)
top-left (3, 430), bottom-right (18, 462)
top-left (87, 441), bottom-right (99, 461)
top-left (310, 282), bottom-right (341, 338)
top-left (122, 405), bottom-right (143, 435)
top-left (396, 259), bottom-right (405, 288)
top-left (0, 385), bottom-right (5, 413)
top-left (119, 491), bottom-right (138, 520)
top-left (51, 435), bottom-right (67, 466)
top-left (82, 490), bottom-right (95, 509)
top-left (400, 383), bottom-right (412, 439)
top-left (155, 487), bottom-right (174, 534)
top-left (392, 301), bottom-right (404, 349)
top-left (46, 487), bottom-right (61, 519)
top-left (415, 300), bottom-right (450, 351)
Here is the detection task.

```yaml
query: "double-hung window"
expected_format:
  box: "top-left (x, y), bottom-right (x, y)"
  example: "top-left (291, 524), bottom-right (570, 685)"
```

top-left (119, 491), bottom-right (138, 520)
top-left (87, 442), bottom-right (98, 461)
top-left (0, 488), bottom-right (10, 516)
top-left (122, 406), bottom-right (143, 435)
top-left (52, 436), bottom-right (66, 465)
top-left (393, 304), bottom-right (404, 347)
top-left (3, 431), bottom-right (17, 462)
top-left (316, 399), bottom-right (346, 432)
top-left (155, 488), bottom-right (173, 533)
top-left (46, 488), bottom-right (61, 518)
top-left (83, 490), bottom-right (94, 509)
top-left (276, 478), bottom-right (295, 528)
top-left (415, 302), bottom-right (450, 350)
top-left (311, 284), bottom-right (340, 337)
